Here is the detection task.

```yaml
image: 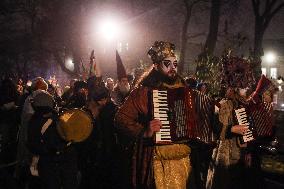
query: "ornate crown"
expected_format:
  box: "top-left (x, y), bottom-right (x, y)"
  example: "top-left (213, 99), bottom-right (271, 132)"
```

top-left (147, 41), bottom-right (176, 64)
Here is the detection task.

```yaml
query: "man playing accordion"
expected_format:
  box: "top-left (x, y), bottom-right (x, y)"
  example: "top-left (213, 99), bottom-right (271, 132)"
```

top-left (115, 41), bottom-right (216, 189)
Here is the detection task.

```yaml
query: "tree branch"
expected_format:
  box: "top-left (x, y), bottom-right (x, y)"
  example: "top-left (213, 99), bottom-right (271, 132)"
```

top-left (252, 0), bottom-right (260, 17)
top-left (263, 0), bottom-right (277, 18)
top-left (263, 2), bottom-right (284, 28)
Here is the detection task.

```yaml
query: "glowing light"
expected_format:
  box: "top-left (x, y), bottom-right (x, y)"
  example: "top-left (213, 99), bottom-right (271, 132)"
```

top-left (281, 104), bottom-right (284, 107)
top-left (264, 52), bottom-right (277, 64)
top-left (99, 19), bottom-right (120, 41)
top-left (65, 58), bottom-right (74, 71)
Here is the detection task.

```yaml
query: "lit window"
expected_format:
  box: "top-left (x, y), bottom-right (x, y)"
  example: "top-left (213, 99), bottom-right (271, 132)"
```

top-left (273, 94), bottom-right (277, 104)
top-left (117, 42), bottom-right (122, 52)
top-left (270, 68), bottom-right (277, 79)
top-left (126, 43), bottom-right (129, 51)
top-left (261, 68), bottom-right (267, 76)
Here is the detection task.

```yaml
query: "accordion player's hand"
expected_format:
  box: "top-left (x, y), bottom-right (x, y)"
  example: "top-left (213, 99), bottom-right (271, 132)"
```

top-left (231, 125), bottom-right (249, 135)
top-left (143, 119), bottom-right (161, 138)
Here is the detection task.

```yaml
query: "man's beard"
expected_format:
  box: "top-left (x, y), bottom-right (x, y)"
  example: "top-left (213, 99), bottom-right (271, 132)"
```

top-left (157, 69), bottom-right (178, 85)
top-left (118, 83), bottom-right (130, 95)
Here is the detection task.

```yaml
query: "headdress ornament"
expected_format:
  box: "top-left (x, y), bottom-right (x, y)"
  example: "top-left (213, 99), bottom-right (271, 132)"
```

top-left (147, 41), bottom-right (176, 64)
top-left (220, 52), bottom-right (255, 89)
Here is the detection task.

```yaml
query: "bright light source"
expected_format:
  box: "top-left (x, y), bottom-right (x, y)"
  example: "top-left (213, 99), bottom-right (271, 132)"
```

top-left (281, 104), bottom-right (284, 107)
top-left (99, 19), bottom-right (120, 41)
top-left (264, 52), bottom-right (277, 63)
top-left (65, 58), bottom-right (74, 71)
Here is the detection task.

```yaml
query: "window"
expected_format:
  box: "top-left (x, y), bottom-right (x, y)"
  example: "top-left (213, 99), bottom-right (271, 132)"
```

top-left (273, 94), bottom-right (278, 104)
top-left (117, 42), bottom-right (122, 52)
top-left (261, 68), bottom-right (267, 76)
top-left (126, 43), bottom-right (129, 51)
top-left (270, 68), bottom-right (277, 79)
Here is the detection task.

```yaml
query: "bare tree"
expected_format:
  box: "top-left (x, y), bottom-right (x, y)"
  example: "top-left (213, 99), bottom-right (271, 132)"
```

top-left (202, 0), bottom-right (221, 56)
top-left (251, 0), bottom-right (284, 80)
top-left (179, 0), bottom-right (202, 74)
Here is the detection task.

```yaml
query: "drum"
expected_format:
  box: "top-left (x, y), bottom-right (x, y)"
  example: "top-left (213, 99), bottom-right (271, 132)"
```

top-left (57, 109), bottom-right (93, 143)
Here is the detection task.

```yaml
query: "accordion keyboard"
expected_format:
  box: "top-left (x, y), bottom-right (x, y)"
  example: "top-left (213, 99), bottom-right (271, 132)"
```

top-left (235, 108), bottom-right (254, 143)
top-left (152, 90), bottom-right (171, 143)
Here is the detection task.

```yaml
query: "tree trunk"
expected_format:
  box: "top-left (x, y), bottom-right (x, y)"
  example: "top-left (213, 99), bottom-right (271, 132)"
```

top-left (203, 0), bottom-right (221, 56)
top-left (179, 0), bottom-right (200, 75)
top-left (179, 0), bottom-right (191, 74)
top-left (253, 19), bottom-right (265, 82)
top-left (251, 0), bottom-right (284, 81)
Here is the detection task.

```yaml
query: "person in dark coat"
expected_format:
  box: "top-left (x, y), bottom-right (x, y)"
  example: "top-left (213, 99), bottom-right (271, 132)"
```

top-left (79, 78), bottom-right (119, 189)
top-left (27, 90), bottom-right (78, 189)
top-left (0, 78), bottom-right (21, 189)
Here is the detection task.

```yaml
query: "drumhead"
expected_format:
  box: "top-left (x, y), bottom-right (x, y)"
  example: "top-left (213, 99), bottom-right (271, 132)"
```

top-left (57, 109), bottom-right (93, 142)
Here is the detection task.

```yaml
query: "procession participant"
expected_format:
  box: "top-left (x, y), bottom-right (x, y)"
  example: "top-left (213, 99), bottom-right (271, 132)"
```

top-left (115, 41), bottom-right (215, 189)
top-left (206, 55), bottom-right (277, 189)
top-left (113, 50), bottom-right (131, 106)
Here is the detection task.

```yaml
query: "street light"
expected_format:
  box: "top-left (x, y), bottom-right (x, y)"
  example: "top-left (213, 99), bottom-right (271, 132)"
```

top-left (99, 19), bottom-right (121, 41)
top-left (65, 58), bottom-right (74, 71)
top-left (264, 51), bottom-right (277, 64)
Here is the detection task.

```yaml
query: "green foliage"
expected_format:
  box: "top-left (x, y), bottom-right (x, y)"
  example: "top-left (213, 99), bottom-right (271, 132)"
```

top-left (195, 54), bottom-right (222, 97)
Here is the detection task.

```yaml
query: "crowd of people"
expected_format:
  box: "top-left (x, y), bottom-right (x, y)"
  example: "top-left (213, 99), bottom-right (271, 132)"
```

top-left (0, 41), bottom-right (278, 189)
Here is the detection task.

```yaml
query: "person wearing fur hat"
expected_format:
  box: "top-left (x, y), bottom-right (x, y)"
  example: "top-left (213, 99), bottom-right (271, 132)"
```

top-left (115, 41), bottom-right (216, 189)
top-left (112, 50), bottom-right (131, 106)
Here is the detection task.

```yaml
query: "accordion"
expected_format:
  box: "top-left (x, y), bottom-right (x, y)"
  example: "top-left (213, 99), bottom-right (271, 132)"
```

top-left (150, 87), bottom-right (215, 145)
top-left (235, 102), bottom-right (274, 144)
top-left (234, 74), bottom-right (276, 144)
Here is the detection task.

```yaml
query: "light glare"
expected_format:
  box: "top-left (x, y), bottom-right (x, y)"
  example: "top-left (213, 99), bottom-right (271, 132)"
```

top-left (264, 52), bottom-right (276, 63)
top-left (99, 19), bottom-right (120, 41)
top-left (65, 58), bottom-right (74, 71)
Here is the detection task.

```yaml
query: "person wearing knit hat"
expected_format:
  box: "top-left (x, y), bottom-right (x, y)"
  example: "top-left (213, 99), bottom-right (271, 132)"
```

top-left (113, 50), bottom-right (131, 106)
top-left (31, 77), bottom-right (48, 91)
